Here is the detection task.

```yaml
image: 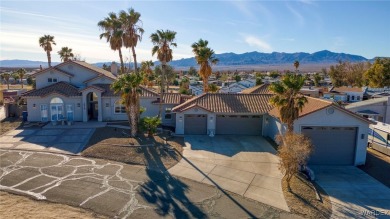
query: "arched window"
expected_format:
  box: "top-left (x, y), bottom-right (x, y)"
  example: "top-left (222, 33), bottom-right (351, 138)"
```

top-left (50, 97), bottom-right (63, 104)
top-left (114, 100), bottom-right (126, 114)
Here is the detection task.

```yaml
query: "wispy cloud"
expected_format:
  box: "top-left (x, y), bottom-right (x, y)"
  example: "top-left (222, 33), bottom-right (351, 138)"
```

top-left (231, 1), bottom-right (256, 20)
top-left (242, 35), bottom-right (272, 52)
top-left (286, 4), bottom-right (305, 27)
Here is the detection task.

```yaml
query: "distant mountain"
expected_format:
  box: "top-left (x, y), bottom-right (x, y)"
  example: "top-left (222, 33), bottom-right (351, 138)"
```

top-left (0, 50), bottom-right (376, 68)
top-left (168, 50), bottom-right (370, 67)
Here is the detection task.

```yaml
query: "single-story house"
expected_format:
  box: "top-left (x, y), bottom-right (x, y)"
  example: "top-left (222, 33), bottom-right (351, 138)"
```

top-left (265, 97), bottom-right (371, 166)
top-left (346, 97), bottom-right (390, 123)
top-left (324, 86), bottom-right (364, 102)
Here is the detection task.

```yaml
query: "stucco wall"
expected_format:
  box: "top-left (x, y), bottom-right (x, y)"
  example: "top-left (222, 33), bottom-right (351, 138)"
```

top-left (35, 70), bottom-right (71, 89)
top-left (87, 77), bottom-right (114, 86)
top-left (26, 95), bottom-right (82, 122)
top-left (175, 107), bottom-right (215, 135)
top-left (264, 114), bottom-right (286, 140)
top-left (293, 106), bottom-right (369, 166)
top-left (57, 63), bottom-right (97, 88)
top-left (347, 100), bottom-right (389, 122)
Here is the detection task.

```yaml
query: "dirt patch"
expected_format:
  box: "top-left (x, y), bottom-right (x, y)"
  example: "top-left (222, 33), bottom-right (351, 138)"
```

top-left (359, 148), bottom-right (390, 188)
top-left (0, 191), bottom-right (106, 219)
top-left (0, 117), bottom-right (23, 135)
top-left (282, 173), bottom-right (332, 219)
top-left (82, 127), bottom-right (184, 170)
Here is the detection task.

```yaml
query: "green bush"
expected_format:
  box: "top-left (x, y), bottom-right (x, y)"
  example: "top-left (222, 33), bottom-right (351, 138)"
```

top-left (139, 116), bottom-right (161, 137)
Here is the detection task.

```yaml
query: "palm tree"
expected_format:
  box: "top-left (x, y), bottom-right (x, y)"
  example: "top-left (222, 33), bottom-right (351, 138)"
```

top-left (58, 47), bottom-right (74, 62)
top-left (119, 8), bottom-right (144, 73)
top-left (111, 73), bottom-right (143, 137)
top-left (294, 60), bottom-right (300, 73)
top-left (39, 35), bottom-right (56, 67)
top-left (269, 74), bottom-right (307, 132)
top-left (1, 73), bottom-right (11, 90)
top-left (16, 68), bottom-right (26, 88)
top-left (140, 60), bottom-right (154, 86)
top-left (98, 12), bottom-right (125, 74)
top-left (150, 29), bottom-right (177, 117)
top-left (191, 39), bottom-right (219, 92)
top-left (208, 84), bottom-right (219, 93)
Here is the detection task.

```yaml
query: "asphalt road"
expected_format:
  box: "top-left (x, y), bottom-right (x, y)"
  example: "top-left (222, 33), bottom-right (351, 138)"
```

top-left (0, 149), bottom-right (299, 219)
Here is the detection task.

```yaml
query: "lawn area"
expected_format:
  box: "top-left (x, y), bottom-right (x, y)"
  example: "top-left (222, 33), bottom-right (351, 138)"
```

top-left (0, 117), bottom-right (23, 135)
top-left (82, 127), bottom-right (184, 170)
top-left (0, 191), bottom-right (106, 219)
top-left (359, 148), bottom-right (390, 188)
top-left (282, 173), bottom-right (332, 219)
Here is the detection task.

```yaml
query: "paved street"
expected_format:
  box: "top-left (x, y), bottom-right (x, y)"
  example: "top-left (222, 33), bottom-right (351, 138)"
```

top-left (311, 166), bottom-right (390, 219)
top-left (0, 150), bottom-right (298, 219)
top-left (0, 128), bottom-right (94, 154)
top-left (168, 135), bottom-right (289, 211)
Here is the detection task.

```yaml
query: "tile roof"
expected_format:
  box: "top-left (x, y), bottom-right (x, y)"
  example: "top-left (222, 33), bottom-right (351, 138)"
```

top-left (241, 83), bottom-right (272, 94)
top-left (151, 93), bottom-right (187, 105)
top-left (332, 86), bottom-right (363, 93)
top-left (268, 96), bottom-right (372, 123)
top-left (92, 84), bottom-right (160, 97)
top-left (346, 97), bottom-right (388, 109)
top-left (22, 81), bottom-right (80, 97)
top-left (172, 93), bottom-right (274, 114)
top-left (32, 67), bottom-right (75, 78)
top-left (72, 61), bottom-right (117, 80)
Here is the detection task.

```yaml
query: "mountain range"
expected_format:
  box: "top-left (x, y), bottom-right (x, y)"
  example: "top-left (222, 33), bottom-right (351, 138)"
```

top-left (0, 50), bottom-right (377, 69)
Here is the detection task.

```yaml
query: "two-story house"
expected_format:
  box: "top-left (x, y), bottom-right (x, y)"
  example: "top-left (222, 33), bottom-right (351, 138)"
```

top-left (22, 60), bottom-right (185, 127)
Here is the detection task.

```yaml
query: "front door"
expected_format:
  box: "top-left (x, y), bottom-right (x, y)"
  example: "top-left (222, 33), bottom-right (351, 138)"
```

top-left (51, 105), bottom-right (64, 121)
top-left (89, 102), bottom-right (98, 120)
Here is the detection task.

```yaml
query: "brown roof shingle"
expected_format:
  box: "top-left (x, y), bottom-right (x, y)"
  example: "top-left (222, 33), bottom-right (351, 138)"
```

top-left (332, 86), bottom-right (363, 93)
top-left (268, 96), bottom-right (333, 119)
top-left (173, 93), bottom-right (274, 114)
top-left (241, 84), bottom-right (272, 94)
top-left (22, 81), bottom-right (80, 97)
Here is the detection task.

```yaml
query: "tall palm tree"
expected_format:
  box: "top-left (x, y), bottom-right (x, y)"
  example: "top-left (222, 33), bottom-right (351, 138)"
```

top-left (39, 35), bottom-right (56, 67)
top-left (16, 68), bottom-right (26, 88)
top-left (111, 73), bottom-right (143, 137)
top-left (119, 8), bottom-right (144, 73)
top-left (269, 74), bottom-right (307, 132)
top-left (98, 12), bottom-right (125, 74)
top-left (191, 39), bottom-right (219, 92)
top-left (58, 47), bottom-right (74, 62)
top-left (150, 29), bottom-right (177, 117)
top-left (294, 60), bottom-right (300, 73)
top-left (1, 73), bottom-right (11, 90)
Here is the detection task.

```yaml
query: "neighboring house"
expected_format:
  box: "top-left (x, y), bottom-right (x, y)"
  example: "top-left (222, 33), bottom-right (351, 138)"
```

top-left (346, 97), bottom-right (390, 123)
top-left (364, 87), bottom-right (390, 99)
top-left (324, 86), bottom-right (364, 102)
top-left (240, 83), bottom-right (271, 94)
top-left (219, 79), bottom-right (256, 94)
top-left (300, 87), bottom-right (320, 98)
top-left (189, 84), bottom-right (204, 96)
top-left (22, 60), bottom-right (185, 127)
top-left (265, 97), bottom-right (371, 166)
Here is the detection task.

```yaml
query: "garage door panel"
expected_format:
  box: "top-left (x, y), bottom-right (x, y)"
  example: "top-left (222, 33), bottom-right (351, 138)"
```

top-left (302, 126), bottom-right (356, 165)
top-left (184, 114), bottom-right (207, 135)
top-left (216, 115), bottom-right (262, 135)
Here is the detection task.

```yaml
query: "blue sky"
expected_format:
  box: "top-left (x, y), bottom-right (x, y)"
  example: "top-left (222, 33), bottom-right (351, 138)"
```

top-left (1, 0), bottom-right (389, 63)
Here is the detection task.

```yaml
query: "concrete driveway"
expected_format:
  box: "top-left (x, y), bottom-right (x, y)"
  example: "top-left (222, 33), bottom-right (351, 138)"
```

top-left (0, 128), bottom-right (94, 154)
top-left (311, 166), bottom-right (390, 219)
top-left (168, 135), bottom-right (289, 211)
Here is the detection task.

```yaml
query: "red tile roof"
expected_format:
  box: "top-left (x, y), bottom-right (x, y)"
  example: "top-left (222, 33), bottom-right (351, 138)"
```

top-left (22, 81), bottom-right (80, 97)
top-left (241, 84), bottom-right (272, 94)
top-left (173, 93), bottom-right (274, 114)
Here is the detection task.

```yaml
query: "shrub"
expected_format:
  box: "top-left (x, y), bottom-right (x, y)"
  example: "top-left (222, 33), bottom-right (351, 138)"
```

top-left (276, 133), bottom-right (313, 190)
top-left (139, 116), bottom-right (161, 137)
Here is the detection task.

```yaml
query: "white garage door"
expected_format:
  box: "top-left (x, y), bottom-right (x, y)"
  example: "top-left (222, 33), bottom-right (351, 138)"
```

top-left (216, 115), bottom-right (263, 135)
top-left (301, 126), bottom-right (357, 165)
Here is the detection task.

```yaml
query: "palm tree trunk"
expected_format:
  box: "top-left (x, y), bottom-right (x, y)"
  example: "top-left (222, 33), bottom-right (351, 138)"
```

top-left (47, 51), bottom-right (51, 67)
top-left (118, 48), bottom-right (125, 74)
top-left (21, 76), bottom-right (24, 89)
top-left (158, 63), bottom-right (166, 118)
top-left (204, 77), bottom-right (209, 93)
top-left (129, 93), bottom-right (137, 137)
top-left (131, 46), bottom-right (138, 72)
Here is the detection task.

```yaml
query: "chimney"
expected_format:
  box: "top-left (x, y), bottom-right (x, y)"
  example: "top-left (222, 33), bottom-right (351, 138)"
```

top-left (111, 62), bottom-right (118, 75)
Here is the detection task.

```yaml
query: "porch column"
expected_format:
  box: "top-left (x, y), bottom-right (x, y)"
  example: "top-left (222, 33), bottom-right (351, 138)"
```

top-left (97, 93), bottom-right (103, 122)
top-left (82, 92), bottom-right (88, 122)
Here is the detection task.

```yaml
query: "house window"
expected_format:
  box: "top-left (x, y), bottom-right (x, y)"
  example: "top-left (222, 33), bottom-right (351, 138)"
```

top-left (48, 78), bottom-right (58, 83)
top-left (351, 96), bottom-right (355, 101)
top-left (357, 96), bottom-right (361, 101)
top-left (114, 100), bottom-right (126, 114)
top-left (77, 103), bottom-right (81, 107)
top-left (165, 108), bottom-right (172, 120)
top-left (66, 104), bottom-right (74, 121)
top-left (41, 105), bottom-right (48, 122)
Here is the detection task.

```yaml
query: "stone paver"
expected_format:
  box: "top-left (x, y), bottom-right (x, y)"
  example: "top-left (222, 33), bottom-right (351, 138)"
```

top-left (168, 135), bottom-right (289, 211)
top-left (311, 166), bottom-right (390, 219)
